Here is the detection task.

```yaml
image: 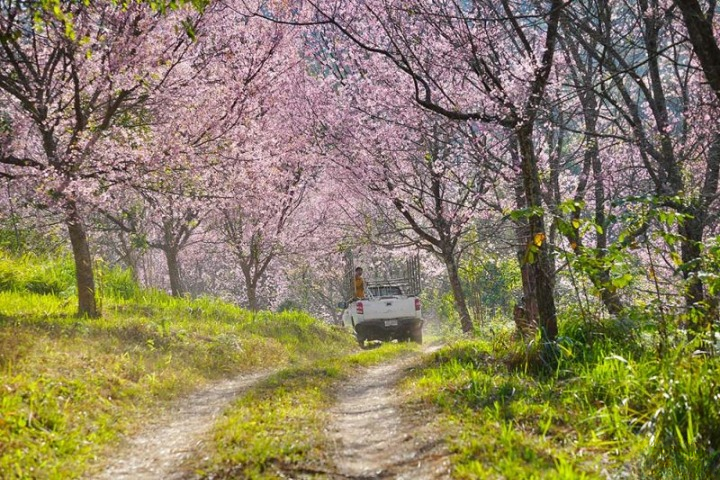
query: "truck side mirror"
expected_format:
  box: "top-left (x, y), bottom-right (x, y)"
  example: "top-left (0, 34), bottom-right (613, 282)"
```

top-left (337, 301), bottom-right (348, 309)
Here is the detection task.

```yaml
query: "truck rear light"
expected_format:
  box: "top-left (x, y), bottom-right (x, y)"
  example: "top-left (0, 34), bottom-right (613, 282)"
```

top-left (414, 298), bottom-right (421, 311)
top-left (356, 302), bottom-right (364, 314)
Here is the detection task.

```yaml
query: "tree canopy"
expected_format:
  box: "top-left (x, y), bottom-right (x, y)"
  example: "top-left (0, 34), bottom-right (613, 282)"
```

top-left (2, 0), bottom-right (719, 343)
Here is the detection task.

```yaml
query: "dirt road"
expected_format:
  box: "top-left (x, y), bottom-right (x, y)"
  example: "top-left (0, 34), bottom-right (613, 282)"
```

top-left (89, 371), bottom-right (272, 480)
top-left (91, 347), bottom-right (450, 479)
top-left (327, 347), bottom-right (451, 479)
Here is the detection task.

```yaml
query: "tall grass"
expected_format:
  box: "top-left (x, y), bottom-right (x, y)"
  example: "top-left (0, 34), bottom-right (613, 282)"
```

top-left (0, 251), bottom-right (76, 296)
top-left (406, 317), bottom-right (720, 479)
top-left (642, 349), bottom-right (720, 479)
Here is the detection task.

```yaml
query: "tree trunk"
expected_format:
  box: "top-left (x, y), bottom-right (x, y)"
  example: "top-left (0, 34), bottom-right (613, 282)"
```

top-left (517, 126), bottom-right (558, 341)
top-left (160, 217), bottom-right (184, 297)
top-left (566, 193), bottom-right (624, 317)
top-left (163, 247), bottom-right (184, 297)
top-left (594, 268), bottom-right (624, 316)
top-left (331, 309), bottom-right (342, 326)
top-left (246, 281), bottom-right (258, 312)
top-left (673, 0), bottom-right (720, 102)
top-left (443, 251), bottom-right (474, 333)
top-left (680, 212), bottom-right (709, 330)
top-left (66, 201), bottom-right (99, 317)
top-left (513, 159), bottom-right (539, 334)
top-left (117, 234), bottom-right (142, 284)
top-left (240, 264), bottom-right (259, 311)
top-left (591, 143), bottom-right (625, 317)
top-left (127, 254), bottom-right (141, 284)
top-left (677, 135), bottom-right (720, 332)
top-left (518, 259), bottom-right (540, 330)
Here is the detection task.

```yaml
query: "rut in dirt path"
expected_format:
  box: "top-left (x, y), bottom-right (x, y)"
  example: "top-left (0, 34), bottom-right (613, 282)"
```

top-left (328, 347), bottom-right (451, 479)
top-left (90, 371), bottom-right (272, 480)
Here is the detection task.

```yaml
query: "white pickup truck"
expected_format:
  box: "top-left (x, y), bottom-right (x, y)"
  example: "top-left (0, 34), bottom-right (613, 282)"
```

top-left (342, 285), bottom-right (423, 346)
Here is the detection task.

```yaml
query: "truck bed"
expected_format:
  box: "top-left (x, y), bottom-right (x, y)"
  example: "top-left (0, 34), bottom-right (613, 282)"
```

top-left (343, 291), bottom-right (423, 345)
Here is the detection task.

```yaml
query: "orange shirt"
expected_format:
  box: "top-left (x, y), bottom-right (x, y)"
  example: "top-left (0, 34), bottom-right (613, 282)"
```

top-left (354, 276), bottom-right (365, 298)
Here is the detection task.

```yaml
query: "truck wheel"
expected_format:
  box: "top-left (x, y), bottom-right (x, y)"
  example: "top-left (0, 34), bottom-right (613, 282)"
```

top-left (411, 327), bottom-right (423, 345)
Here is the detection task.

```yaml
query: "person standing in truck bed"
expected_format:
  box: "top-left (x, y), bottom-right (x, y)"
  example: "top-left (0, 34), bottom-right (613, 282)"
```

top-left (354, 267), bottom-right (366, 299)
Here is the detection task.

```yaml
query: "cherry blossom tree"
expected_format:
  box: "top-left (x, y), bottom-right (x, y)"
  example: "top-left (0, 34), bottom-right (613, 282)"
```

top-left (559, 0), bottom-right (720, 328)
top-left (214, 164), bottom-right (305, 310)
top-left (187, 17), bottom-right (328, 310)
top-left (0, 0), bottom-right (199, 315)
top-left (94, 1), bottom-right (296, 297)
top-left (246, 0), bottom-right (566, 339)
top-left (101, 183), bottom-right (205, 296)
top-left (282, 252), bottom-right (349, 324)
top-left (320, 109), bottom-right (490, 332)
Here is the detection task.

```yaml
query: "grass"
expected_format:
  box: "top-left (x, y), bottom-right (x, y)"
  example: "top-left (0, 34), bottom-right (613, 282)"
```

top-left (195, 342), bottom-right (420, 479)
top-left (402, 327), bottom-right (720, 479)
top-left (0, 252), bottom-right (357, 479)
top-left (0, 252), bottom-right (76, 296)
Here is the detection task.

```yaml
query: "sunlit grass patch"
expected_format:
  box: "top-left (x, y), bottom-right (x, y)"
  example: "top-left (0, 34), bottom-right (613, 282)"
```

top-left (0, 329), bottom-right (182, 477)
top-left (201, 365), bottom-right (339, 479)
top-left (641, 351), bottom-right (720, 479)
top-left (409, 328), bottom-right (720, 478)
top-left (0, 252), bottom-right (76, 296)
top-left (345, 340), bottom-right (419, 365)
top-left (0, 290), bottom-right (74, 319)
top-left (404, 337), bottom-right (657, 479)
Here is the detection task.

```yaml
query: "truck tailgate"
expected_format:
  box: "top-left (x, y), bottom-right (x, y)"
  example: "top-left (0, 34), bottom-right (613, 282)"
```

top-left (361, 297), bottom-right (416, 320)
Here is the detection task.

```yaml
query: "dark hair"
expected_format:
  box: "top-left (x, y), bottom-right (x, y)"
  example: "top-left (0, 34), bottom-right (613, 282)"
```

top-left (355, 267), bottom-right (363, 272)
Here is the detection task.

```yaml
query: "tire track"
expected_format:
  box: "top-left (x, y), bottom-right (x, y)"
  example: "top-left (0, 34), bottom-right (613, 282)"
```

top-left (328, 347), bottom-right (450, 479)
top-left (89, 371), bottom-right (272, 480)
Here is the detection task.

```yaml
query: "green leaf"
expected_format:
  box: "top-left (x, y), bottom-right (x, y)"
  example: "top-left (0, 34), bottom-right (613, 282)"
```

top-left (181, 18), bottom-right (197, 41)
top-left (670, 251), bottom-right (682, 266)
top-left (611, 273), bottom-right (633, 289)
top-left (524, 248), bottom-right (536, 264)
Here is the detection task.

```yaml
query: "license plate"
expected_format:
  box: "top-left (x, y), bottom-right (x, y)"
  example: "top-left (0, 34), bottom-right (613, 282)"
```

top-left (385, 320), bottom-right (398, 327)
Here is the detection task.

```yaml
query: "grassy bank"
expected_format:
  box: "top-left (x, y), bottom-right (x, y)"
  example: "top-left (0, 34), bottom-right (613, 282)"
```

top-left (0, 253), bottom-right (357, 479)
top-left (195, 342), bottom-right (420, 479)
top-left (403, 327), bottom-right (720, 479)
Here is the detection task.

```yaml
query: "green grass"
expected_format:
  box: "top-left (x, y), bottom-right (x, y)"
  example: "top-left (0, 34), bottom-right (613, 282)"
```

top-left (0, 252), bottom-right (357, 479)
top-left (195, 342), bottom-right (420, 479)
top-left (0, 251), bottom-right (80, 297)
top-left (403, 331), bottom-right (720, 479)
